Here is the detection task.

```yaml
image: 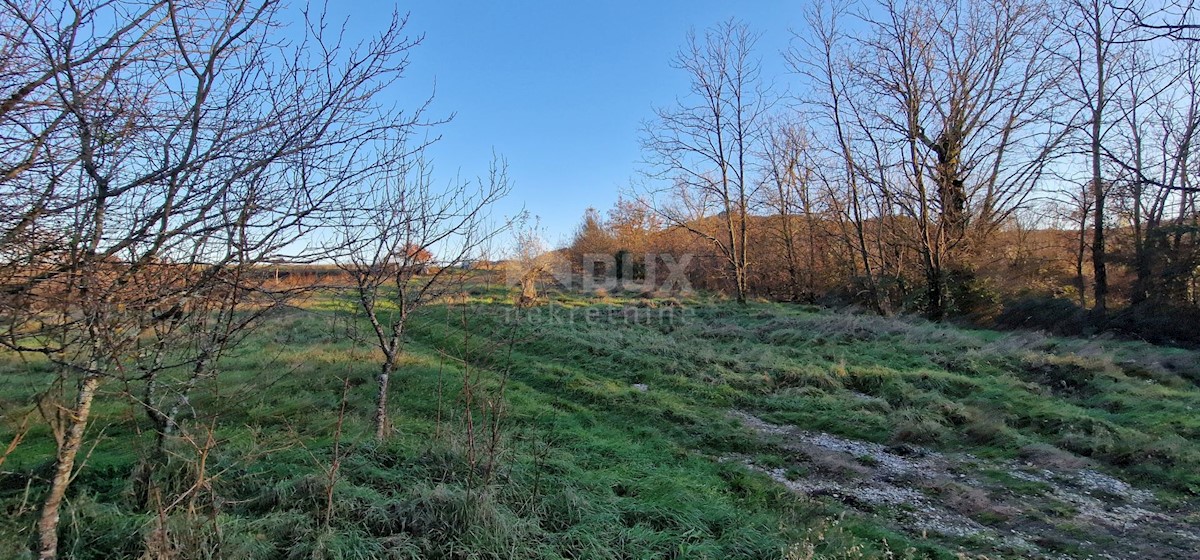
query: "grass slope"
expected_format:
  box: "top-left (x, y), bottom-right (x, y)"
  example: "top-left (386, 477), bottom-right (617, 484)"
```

top-left (2, 287), bottom-right (1198, 559)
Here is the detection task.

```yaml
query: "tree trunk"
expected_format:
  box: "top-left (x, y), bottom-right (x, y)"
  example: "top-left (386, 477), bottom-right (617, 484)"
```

top-left (520, 272), bottom-right (538, 306)
top-left (1131, 232), bottom-right (1152, 306)
top-left (734, 263), bottom-right (748, 304)
top-left (925, 262), bottom-right (945, 321)
top-left (38, 374), bottom-right (101, 560)
top-left (853, 201), bottom-right (883, 314)
top-left (374, 360), bottom-right (394, 441)
top-left (1090, 3), bottom-right (1108, 317)
top-left (780, 214), bottom-right (802, 301)
top-left (1076, 213), bottom-right (1088, 309)
top-left (1091, 183), bottom-right (1107, 316)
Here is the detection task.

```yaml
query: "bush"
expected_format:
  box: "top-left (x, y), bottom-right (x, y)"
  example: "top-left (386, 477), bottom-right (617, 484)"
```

top-left (995, 296), bottom-right (1087, 335)
top-left (996, 297), bottom-right (1200, 348)
top-left (947, 267), bottom-right (1002, 321)
top-left (1107, 303), bottom-right (1200, 347)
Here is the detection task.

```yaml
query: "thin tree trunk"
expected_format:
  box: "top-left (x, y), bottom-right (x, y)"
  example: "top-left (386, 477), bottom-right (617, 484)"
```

top-left (375, 359), bottom-right (394, 441)
top-left (775, 162), bottom-right (802, 301)
top-left (923, 249), bottom-right (945, 321)
top-left (801, 171), bottom-right (818, 303)
top-left (38, 373), bottom-right (101, 560)
top-left (782, 215), bottom-right (802, 301)
top-left (1131, 166), bottom-right (1149, 305)
top-left (1076, 212), bottom-right (1088, 308)
top-left (850, 195), bottom-right (882, 313)
top-left (1090, 1), bottom-right (1108, 317)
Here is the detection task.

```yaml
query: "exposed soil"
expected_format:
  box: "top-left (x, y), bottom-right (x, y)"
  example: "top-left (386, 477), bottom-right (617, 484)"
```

top-left (728, 410), bottom-right (1200, 559)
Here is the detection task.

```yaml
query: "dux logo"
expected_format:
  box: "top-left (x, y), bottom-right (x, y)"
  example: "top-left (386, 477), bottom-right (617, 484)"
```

top-left (509, 253), bottom-right (695, 293)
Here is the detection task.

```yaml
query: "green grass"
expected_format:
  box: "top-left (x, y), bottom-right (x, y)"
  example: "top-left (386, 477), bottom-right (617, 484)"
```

top-left (2, 286), bottom-right (1198, 558)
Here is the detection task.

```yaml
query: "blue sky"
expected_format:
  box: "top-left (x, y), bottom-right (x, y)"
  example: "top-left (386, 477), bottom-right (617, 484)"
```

top-left (338, 1), bottom-right (805, 247)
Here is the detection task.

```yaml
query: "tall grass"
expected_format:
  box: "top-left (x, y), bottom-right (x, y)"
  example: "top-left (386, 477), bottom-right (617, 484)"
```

top-left (2, 288), bottom-right (1198, 558)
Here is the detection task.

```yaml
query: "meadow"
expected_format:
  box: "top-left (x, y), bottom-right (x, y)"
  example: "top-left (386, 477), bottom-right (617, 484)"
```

top-left (2, 285), bottom-right (1198, 559)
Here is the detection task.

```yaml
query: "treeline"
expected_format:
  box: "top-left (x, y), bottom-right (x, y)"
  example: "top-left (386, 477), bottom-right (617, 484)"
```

top-left (566, 0), bottom-right (1200, 343)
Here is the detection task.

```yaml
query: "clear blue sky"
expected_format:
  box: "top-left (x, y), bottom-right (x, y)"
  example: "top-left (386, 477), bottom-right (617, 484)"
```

top-left (338, 1), bottom-right (804, 247)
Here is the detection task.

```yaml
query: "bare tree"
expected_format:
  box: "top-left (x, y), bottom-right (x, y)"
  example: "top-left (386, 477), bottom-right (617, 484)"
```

top-left (1106, 39), bottom-right (1200, 305)
top-left (333, 151), bottom-right (511, 441)
top-left (1054, 179), bottom-right (1096, 307)
top-left (1056, 0), bottom-right (1142, 315)
top-left (0, 1), bottom-right (427, 557)
top-left (641, 19), bottom-right (771, 303)
top-left (761, 119), bottom-right (822, 301)
top-left (797, 0), bottom-right (1068, 319)
top-left (788, 0), bottom-right (892, 312)
top-left (507, 217), bottom-right (564, 305)
top-left (1114, 0), bottom-right (1200, 41)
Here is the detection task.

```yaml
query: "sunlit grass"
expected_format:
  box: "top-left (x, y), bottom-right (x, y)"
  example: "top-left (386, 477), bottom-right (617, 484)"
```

top-left (1, 287), bottom-right (1198, 558)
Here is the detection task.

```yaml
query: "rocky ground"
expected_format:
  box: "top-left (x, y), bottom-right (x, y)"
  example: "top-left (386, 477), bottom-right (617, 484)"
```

top-left (728, 410), bottom-right (1200, 559)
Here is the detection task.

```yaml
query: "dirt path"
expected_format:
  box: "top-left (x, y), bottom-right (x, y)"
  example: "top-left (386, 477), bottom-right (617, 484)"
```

top-left (728, 410), bottom-right (1200, 559)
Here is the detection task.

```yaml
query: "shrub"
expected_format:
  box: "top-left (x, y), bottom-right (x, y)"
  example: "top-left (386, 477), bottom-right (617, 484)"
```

top-left (995, 296), bottom-right (1087, 336)
top-left (947, 267), bottom-right (1002, 321)
top-left (1107, 303), bottom-right (1200, 347)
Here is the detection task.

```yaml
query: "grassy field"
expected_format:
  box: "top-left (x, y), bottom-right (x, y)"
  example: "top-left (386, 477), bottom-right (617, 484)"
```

top-left (2, 286), bottom-right (1199, 559)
